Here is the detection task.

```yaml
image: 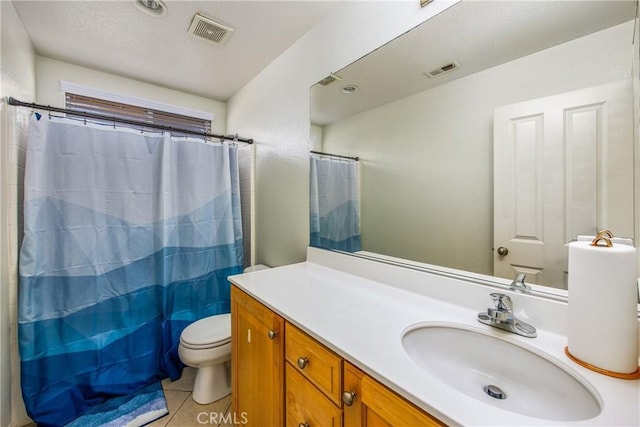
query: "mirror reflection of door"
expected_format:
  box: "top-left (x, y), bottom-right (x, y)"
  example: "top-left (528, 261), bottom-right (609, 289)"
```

top-left (493, 80), bottom-right (634, 289)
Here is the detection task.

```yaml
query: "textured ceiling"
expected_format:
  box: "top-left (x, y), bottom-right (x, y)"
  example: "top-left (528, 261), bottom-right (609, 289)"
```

top-left (12, 0), bottom-right (339, 101)
top-left (311, 0), bottom-right (637, 125)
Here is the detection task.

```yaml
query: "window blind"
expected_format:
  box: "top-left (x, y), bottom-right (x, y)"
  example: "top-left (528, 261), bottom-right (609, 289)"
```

top-left (65, 93), bottom-right (212, 135)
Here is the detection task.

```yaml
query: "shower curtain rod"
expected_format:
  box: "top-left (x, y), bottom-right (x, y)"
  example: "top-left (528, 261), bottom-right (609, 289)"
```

top-left (310, 150), bottom-right (359, 161)
top-left (7, 97), bottom-right (254, 144)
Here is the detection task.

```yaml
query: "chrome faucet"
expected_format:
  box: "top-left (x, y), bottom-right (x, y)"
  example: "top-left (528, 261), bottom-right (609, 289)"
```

top-left (477, 293), bottom-right (537, 338)
top-left (509, 273), bottom-right (530, 293)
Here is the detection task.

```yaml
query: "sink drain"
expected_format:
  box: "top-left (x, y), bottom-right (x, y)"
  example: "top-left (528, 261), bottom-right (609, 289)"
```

top-left (483, 385), bottom-right (507, 400)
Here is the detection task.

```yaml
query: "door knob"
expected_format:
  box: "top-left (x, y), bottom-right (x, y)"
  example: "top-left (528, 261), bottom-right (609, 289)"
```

top-left (497, 246), bottom-right (509, 256)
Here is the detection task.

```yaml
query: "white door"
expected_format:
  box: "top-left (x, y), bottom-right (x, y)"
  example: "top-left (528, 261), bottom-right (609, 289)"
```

top-left (494, 80), bottom-right (634, 289)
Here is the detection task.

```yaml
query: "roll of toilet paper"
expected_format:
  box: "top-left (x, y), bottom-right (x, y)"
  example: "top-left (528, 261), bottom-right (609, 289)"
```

top-left (567, 241), bottom-right (638, 374)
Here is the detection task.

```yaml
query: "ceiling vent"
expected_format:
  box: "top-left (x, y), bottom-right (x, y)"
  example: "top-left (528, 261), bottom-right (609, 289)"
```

top-left (188, 13), bottom-right (234, 46)
top-left (424, 61), bottom-right (459, 78)
top-left (317, 73), bottom-right (342, 86)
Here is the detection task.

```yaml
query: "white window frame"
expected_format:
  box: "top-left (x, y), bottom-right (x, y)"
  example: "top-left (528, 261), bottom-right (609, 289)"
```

top-left (59, 81), bottom-right (215, 123)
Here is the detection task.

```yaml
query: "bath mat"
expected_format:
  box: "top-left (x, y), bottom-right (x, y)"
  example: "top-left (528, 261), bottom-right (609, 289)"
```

top-left (64, 381), bottom-right (168, 427)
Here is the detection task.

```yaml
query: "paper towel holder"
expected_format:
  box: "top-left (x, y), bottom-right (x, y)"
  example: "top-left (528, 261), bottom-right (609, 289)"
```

top-left (590, 229), bottom-right (614, 248)
top-left (564, 347), bottom-right (640, 380)
top-left (567, 229), bottom-right (640, 379)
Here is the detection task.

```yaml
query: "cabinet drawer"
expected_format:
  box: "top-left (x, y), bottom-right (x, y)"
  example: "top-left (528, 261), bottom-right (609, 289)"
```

top-left (285, 363), bottom-right (342, 427)
top-left (285, 323), bottom-right (342, 406)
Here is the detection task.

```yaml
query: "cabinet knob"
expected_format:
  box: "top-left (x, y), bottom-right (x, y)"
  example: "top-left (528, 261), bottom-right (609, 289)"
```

top-left (298, 423), bottom-right (310, 427)
top-left (297, 357), bottom-right (309, 369)
top-left (267, 330), bottom-right (278, 340)
top-left (342, 390), bottom-right (357, 406)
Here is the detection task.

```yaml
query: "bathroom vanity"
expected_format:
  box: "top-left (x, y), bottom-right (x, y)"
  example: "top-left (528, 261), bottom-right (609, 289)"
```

top-left (231, 285), bottom-right (442, 426)
top-left (229, 248), bottom-right (640, 426)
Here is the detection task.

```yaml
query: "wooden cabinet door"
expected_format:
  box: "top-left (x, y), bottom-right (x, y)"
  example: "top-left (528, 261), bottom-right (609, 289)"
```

top-left (285, 363), bottom-right (342, 427)
top-left (231, 286), bottom-right (284, 427)
top-left (343, 362), bottom-right (444, 427)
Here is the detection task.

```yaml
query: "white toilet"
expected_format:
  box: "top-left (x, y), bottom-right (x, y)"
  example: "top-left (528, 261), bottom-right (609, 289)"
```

top-left (178, 313), bottom-right (231, 404)
top-left (178, 265), bottom-right (270, 404)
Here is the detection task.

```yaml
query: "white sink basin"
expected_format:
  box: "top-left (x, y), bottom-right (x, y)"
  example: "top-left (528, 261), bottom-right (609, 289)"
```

top-left (401, 323), bottom-right (601, 422)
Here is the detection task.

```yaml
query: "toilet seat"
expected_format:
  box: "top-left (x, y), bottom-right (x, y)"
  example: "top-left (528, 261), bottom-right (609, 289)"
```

top-left (180, 313), bottom-right (231, 350)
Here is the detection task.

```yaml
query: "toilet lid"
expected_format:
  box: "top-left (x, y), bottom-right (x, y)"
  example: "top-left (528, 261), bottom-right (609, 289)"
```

top-left (180, 313), bottom-right (231, 348)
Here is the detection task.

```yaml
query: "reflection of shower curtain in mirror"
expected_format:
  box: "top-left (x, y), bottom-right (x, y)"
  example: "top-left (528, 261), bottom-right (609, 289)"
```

top-left (18, 115), bottom-right (243, 426)
top-left (310, 154), bottom-right (361, 252)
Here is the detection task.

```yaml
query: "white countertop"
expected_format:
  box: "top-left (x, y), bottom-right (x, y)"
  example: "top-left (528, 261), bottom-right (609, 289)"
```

top-left (228, 256), bottom-right (640, 426)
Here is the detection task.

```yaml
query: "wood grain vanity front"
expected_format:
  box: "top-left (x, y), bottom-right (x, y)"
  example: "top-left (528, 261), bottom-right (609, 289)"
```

top-left (286, 363), bottom-right (343, 427)
top-left (231, 285), bottom-right (445, 427)
top-left (344, 362), bottom-right (445, 427)
top-left (285, 322), bottom-right (343, 406)
top-left (231, 286), bottom-right (284, 427)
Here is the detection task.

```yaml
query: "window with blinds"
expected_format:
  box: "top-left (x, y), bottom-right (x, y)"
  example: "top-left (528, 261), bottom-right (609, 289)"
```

top-left (65, 93), bottom-right (212, 135)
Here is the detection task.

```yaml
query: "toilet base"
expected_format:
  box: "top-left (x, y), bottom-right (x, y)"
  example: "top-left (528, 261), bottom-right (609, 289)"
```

top-left (192, 360), bottom-right (231, 404)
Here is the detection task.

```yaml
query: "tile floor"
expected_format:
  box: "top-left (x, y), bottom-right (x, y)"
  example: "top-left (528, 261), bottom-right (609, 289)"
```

top-left (150, 367), bottom-right (234, 427)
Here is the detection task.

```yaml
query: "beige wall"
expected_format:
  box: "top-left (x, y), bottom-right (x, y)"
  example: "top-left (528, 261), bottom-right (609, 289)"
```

top-left (0, 1), bottom-right (36, 425)
top-left (320, 21), bottom-right (633, 275)
top-left (36, 56), bottom-right (227, 135)
top-left (310, 124), bottom-right (323, 151)
top-left (227, 1), bottom-right (459, 267)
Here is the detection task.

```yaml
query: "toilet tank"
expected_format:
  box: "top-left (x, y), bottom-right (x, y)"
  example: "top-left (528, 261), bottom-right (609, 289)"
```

top-left (243, 264), bottom-right (270, 273)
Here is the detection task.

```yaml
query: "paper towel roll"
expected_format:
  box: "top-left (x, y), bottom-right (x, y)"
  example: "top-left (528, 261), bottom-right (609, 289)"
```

top-left (567, 241), bottom-right (638, 374)
top-left (576, 235), bottom-right (634, 246)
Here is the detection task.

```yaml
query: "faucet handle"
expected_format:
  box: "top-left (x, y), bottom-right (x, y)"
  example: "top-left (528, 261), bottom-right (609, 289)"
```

top-left (479, 293), bottom-right (537, 337)
top-left (510, 273), bottom-right (530, 293)
top-left (490, 293), bottom-right (512, 313)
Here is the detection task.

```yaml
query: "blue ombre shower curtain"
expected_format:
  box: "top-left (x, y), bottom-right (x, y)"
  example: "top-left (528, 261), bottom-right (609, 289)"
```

top-left (18, 115), bottom-right (243, 426)
top-left (309, 154), bottom-right (361, 251)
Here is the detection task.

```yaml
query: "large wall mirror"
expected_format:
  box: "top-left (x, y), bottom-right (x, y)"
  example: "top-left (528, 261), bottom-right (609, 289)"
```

top-left (310, 0), bottom-right (638, 296)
